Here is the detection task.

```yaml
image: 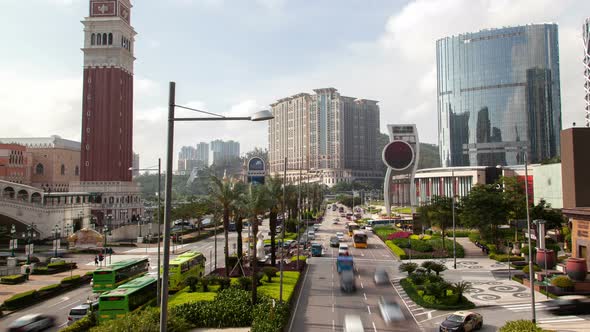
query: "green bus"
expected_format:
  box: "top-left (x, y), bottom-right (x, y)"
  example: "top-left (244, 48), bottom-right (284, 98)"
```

top-left (97, 276), bottom-right (157, 322)
top-left (167, 251), bottom-right (206, 292)
top-left (92, 258), bottom-right (149, 292)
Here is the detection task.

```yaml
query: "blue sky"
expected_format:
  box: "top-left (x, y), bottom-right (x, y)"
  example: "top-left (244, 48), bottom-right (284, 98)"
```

top-left (1, 0), bottom-right (589, 168)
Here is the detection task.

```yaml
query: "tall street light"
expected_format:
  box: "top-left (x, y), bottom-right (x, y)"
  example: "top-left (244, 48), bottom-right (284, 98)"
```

top-left (522, 151), bottom-right (536, 324)
top-left (53, 224), bottom-right (61, 258)
top-left (451, 167), bottom-right (457, 269)
top-left (160, 81), bottom-right (273, 332)
top-left (10, 224), bottom-right (16, 257)
top-left (129, 159), bottom-right (162, 305)
top-left (23, 223), bottom-right (37, 264)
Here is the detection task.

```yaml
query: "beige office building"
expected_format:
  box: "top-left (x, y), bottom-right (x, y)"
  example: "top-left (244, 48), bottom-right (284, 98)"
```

top-left (268, 88), bottom-right (381, 186)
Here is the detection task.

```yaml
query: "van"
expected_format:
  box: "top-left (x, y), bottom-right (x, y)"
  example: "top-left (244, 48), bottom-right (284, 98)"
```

top-left (307, 231), bottom-right (315, 240)
top-left (67, 301), bottom-right (98, 326)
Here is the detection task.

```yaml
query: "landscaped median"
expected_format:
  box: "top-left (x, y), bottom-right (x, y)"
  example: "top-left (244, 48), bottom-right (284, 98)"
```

top-left (1, 273), bottom-right (91, 311)
top-left (398, 262), bottom-right (475, 310)
top-left (376, 227), bottom-right (465, 260)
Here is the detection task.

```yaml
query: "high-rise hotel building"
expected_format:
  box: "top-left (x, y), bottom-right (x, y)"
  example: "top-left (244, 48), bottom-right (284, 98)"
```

top-left (437, 24), bottom-right (562, 167)
top-left (268, 88), bottom-right (381, 186)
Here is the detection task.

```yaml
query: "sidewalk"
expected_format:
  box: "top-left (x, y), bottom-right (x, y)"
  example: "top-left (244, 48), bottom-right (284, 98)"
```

top-left (456, 237), bottom-right (486, 257)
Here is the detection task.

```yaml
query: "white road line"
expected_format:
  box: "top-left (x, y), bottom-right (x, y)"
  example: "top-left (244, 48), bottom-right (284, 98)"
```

top-left (48, 297), bottom-right (71, 308)
top-left (364, 293), bottom-right (367, 300)
top-left (58, 322), bottom-right (68, 328)
top-left (361, 282), bottom-right (364, 289)
top-left (413, 310), bottom-right (435, 317)
top-left (332, 303), bottom-right (334, 312)
top-left (538, 317), bottom-right (585, 323)
top-left (372, 321), bottom-right (377, 332)
top-left (332, 319), bottom-right (335, 331)
top-left (367, 305), bottom-right (372, 314)
top-left (58, 299), bottom-right (82, 311)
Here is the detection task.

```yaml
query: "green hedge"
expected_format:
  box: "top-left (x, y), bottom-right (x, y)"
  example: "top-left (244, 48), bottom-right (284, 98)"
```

top-left (3, 290), bottom-right (38, 310)
top-left (385, 240), bottom-right (406, 259)
top-left (61, 275), bottom-right (81, 285)
top-left (38, 284), bottom-right (60, 292)
top-left (489, 254), bottom-right (525, 262)
top-left (0, 274), bottom-right (26, 284)
top-left (499, 320), bottom-right (548, 332)
top-left (251, 296), bottom-right (290, 332)
top-left (91, 307), bottom-right (190, 332)
top-left (400, 278), bottom-right (474, 310)
top-left (551, 276), bottom-right (574, 288)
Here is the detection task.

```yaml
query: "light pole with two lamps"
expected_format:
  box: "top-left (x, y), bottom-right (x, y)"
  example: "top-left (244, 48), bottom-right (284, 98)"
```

top-left (52, 225), bottom-right (61, 258)
top-left (10, 224), bottom-right (16, 257)
top-left (160, 82), bottom-right (274, 332)
top-left (23, 223), bottom-right (37, 264)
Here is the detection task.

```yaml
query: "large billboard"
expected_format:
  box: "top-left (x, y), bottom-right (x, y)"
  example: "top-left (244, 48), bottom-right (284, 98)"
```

top-left (247, 157), bottom-right (266, 185)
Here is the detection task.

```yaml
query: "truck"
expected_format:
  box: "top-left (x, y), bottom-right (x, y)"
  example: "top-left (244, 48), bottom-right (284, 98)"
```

top-left (337, 255), bottom-right (354, 273)
top-left (311, 243), bottom-right (323, 257)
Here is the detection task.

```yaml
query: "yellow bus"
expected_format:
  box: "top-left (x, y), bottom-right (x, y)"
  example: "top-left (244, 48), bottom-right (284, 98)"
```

top-left (352, 230), bottom-right (368, 248)
top-left (166, 251), bottom-right (206, 292)
top-left (347, 222), bottom-right (360, 237)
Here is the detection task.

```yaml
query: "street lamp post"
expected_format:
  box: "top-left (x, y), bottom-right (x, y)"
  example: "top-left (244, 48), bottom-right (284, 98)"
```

top-left (10, 224), bottom-right (16, 257)
top-left (53, 224), bottom-right (61, 258)
top-left (451, 167), bottom-right (457, 269)
top-left (522, 151), bottom-right (536, 323)
top-left (129, 158), bottom-right (162, 305)
top-left (22, 224), bottom-right (36, 264)
top-left (160, 81), bottom-right (274, 332)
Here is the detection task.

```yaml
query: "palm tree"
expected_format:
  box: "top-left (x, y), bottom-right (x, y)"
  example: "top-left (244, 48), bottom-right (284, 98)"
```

top-left (265, 176), bottom-right (283, 267)
top-left (209, 176), bottom-right (240, 277)
top-left (231, 182), bottom-right (246, 264)
top-left (241, 183), bottom-right (271, 304)
top-left (451, 281), bottom-right (472, 301)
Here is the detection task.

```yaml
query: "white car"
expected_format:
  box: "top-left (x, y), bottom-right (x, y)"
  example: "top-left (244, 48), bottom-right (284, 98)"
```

top-left (344, 314), bottom-right (364, 332)
top-left (365, 226), bottom-right (373, 232)
top-left (336, 232), bottom-right (344, 241)
top-left (339, 243), bottom-right (350, 256)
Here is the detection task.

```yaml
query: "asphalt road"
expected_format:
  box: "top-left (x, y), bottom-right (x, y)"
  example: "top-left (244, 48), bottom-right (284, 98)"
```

top-left (289, 205), bottom-right (421, 332)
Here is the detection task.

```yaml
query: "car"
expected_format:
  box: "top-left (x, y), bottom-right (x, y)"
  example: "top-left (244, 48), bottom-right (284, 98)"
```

top-left (439, 311), bottom-right (483, 332)
top-left (378, 296), bottom-right (404, 325)
top-left (546, 295), bottom-right (590, 315)
top-left (68, 301), bottom-right (99, 326)
top-left (374, 266), bottom-right (389, 285)
top-left (313, 224), bottom-right (320, 231)
top-left (340, 270), bottom-right (356, 293)
top-left (343, 314), bottom-right (364, 332)
top-left (339, 243), bottom-right (350, 256)
top-left (330, 236), bottom-right (340, 247)
top-left (307, 231), bottom-right (316, 240)
top-left (284, 240), bottom-right (297, 248)
top-left (8, 314), bottom-right (56, 332)
top-left (336, 232), bottom-right (345, 241)
top-left (332, 220), bottom-right (339, 224)
top-left (365, 226), bottom-right (373, 232)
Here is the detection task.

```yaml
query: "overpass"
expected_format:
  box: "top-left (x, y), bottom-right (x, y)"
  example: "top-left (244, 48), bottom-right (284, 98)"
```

top-left (0, 180), bottom-right (93, 240)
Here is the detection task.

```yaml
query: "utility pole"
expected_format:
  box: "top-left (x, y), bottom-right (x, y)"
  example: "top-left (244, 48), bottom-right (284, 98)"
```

top-left (280, 157), bottom-right (287, 303)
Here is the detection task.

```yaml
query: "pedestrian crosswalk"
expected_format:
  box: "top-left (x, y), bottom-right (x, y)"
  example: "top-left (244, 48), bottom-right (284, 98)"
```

top-left (501, 303), bottom-right (586, 324)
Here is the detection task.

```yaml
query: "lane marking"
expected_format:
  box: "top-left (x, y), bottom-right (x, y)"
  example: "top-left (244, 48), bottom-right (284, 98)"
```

top-left (413, 310), bottom-right (435, 317)
top-left (364, 293), bottom-right (367, 300)
top-left (367, 305), bottom-right (372, 314)
top-left (332, 319), bottom-right (335, 331)
top-left (360, 282), bottom-right (364, 289)
top-left (372, 321), bottom-right (377, 332)
top-left (48, 297), bottom-right (71, 308)
top-left (332, 303), bottom-right (334, 312)
top-left (58, 299), bottom-right (82, 311)
top-left (58, 322), bottom-right (68, 328)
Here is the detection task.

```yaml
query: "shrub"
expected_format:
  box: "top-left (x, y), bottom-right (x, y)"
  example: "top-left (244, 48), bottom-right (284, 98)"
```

top-left (217, 277), bottom-right (231, 290)
top-left (430, 262), bottom-right (447, 276)
top-left (490, 254), bottom-right (525, 262)
top-left (385, 240), bottom-right (407, 259)
top-left (47, 261), bottom-right (66, 268)
top-left (409, 273), bottom-right (426, 285)
top-left (421, 261), bottom-right (436, 274)
top-left (400, 278), bottom-right (475, 310)
top-left (399, 262), bottom-right (418, 275)
top-left (61, 275), bottom-right (81, 285)
top-left (3, 290), bottom-right (38, 310)
top-left (185, 275), bottom-right (199, 292)
top-left (38, 284), bottom-right (61, 292)
top-left (251, 296), bottom-right (291, 332)
top-left (227, 255), bottom-right (239, 270)
top-left (237, 276), bottom-right (252, 291)
top-left (427, 274), bottom-right (443, 283)
top-left (0, 274), bottom-right (26, 284)
top-left (409, 240), bottom-right (433, 252)
top-left (449, 230), bottom-right (472, 237)
top-left (262, 267), bottom-right (279, 283)
top-left (410, 234), bottom-right (432, 240)
top-left (92, 306), bottom-right (190, 332)
top-left (551, 276), bottom-right (574, 289)
top-left (522, 264), bottom-right (542, 275)
top-left (387, 231), bottom-right (411, 240)
top-left (173, 288), bottom-right (252, 328)
top-left (200, 276), bottom-right (211, 292)
top-left (499, 320), bottom-right (545, 332)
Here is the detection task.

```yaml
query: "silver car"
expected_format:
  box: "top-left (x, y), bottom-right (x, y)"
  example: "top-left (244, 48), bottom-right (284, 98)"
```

top-left (8, 314), bottom-right (55, 332)
top-left (378, 296), bottom-right (405, 325)
top-left (67, 301), bottom-right (98, 326)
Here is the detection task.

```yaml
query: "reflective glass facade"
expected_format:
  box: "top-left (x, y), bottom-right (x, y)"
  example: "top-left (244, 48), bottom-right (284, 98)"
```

top-left (437, 24), bottom-right (561, 167)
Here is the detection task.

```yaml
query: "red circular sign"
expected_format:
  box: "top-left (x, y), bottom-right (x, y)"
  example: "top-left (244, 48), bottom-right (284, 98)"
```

top-left (382, 141), bottom-right (414, 170)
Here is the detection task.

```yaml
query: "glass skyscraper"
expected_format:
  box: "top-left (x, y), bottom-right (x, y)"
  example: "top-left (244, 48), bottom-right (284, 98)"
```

top-left (437, 24), bottom-right (561, 167)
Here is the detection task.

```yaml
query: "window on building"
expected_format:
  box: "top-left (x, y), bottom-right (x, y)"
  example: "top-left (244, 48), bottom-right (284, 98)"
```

top-left (91, 33), bottom-right (95, 45)
top-left (61, 164), bottom-right (65, 175)
top-left (75, 166), bottom-right (79, 176)
top-left (108, 33), bottom-right (113, 45)
top-left (36, 163), bottom-right (44, 175)
top-left (97, 33), bottom-right (102, 45)
top-left (102, 33), bottom-right (107, 45)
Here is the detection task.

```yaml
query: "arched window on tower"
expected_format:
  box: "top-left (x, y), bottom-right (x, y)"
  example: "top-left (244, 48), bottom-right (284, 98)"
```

top-left (97, 34), bottom-right (102, 45)
top-left (91, 33), bottom-right (95, 45)
top-left (108, 33), bottom-right (113, 45)
top-left (75, 166), bottom-right (79, 176)
top-left (61, 164), bottom-right (65, 175)
top-left (102, 33), bottom-right (107, 45)
top-left (36, 163), bottom-right (44, 175)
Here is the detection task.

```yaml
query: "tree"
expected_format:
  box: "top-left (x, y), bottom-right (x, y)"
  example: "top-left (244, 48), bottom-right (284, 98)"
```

top-left (531, 199), bottom-right (565, 239)
top-left (460, 184), bottom-right (507, 244)
top-left (420, 196), bottom-right (453, 249)
top-left (230, 184), bottom-right (247, 263)
top-left (451, 281), bottom-right (472, 301)
top-left (262, 267), bottom-right (278, 282)
top-left (265, 176), bottom-right (283, 267)
top-left (241, 183), bottom-right (271, 304)
top-left (430, 262), bottom-right (447, 276)
top-left (399, 262), bottom-right (418, 276)
top-left (209, 176), bottom-right (241, 277)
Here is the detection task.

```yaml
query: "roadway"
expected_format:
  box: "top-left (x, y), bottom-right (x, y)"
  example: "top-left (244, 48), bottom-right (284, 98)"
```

top-left (289, 204), bottom-right (421, 332)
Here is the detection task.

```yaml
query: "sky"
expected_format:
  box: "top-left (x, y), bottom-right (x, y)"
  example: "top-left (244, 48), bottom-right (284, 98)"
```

top-left (1, 0), bottom-right (589, 169)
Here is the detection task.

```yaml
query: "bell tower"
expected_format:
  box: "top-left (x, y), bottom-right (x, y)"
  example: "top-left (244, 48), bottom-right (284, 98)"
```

top-left (80, 0), bottom-right (136, 182)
